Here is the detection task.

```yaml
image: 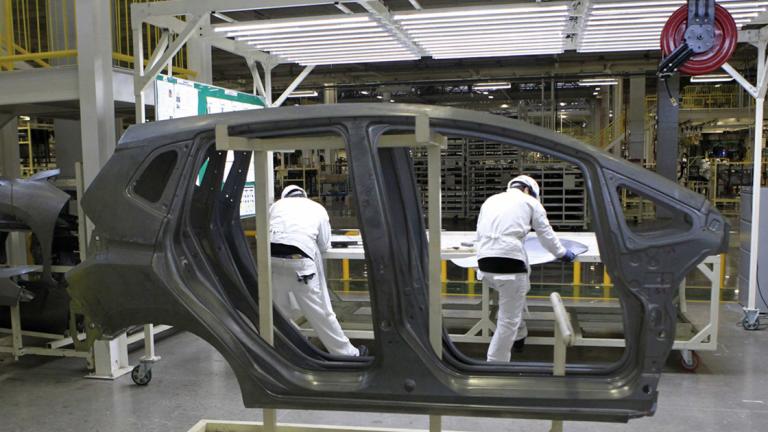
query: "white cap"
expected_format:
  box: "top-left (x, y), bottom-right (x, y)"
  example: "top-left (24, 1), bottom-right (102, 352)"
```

top-left (507, 175), bottom-right (540, 200)
top-left (281, 185), bottom-right (307, 199)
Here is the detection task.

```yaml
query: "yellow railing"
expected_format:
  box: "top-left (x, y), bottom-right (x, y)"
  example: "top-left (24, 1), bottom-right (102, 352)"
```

top-left (588, 114), bottom-right (625, 149)
top-left (1, 0), bottom-right (190, 76)
top-left (645, 84), bottom-right (744, 110)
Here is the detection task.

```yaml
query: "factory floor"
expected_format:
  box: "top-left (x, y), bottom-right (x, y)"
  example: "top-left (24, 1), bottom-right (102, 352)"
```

top-left (1, 303), bottom-right (767, 432)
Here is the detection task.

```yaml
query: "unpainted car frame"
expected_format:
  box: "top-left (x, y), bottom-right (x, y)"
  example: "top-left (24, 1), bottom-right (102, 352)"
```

top-left (67, 104), bottom-right (727, 422)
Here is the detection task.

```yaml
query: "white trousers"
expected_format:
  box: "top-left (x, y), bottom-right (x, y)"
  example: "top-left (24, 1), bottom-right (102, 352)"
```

top-left (485, 272), bottom-right (530, 362)
top-left (271, 257), bottom-right (359, 356)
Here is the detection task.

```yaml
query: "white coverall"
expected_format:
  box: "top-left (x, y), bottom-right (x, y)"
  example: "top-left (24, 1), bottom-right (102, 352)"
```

top-left (476, 188), bottom-right (566, 362)
top-left (269, 196), bottom-right (359, 357)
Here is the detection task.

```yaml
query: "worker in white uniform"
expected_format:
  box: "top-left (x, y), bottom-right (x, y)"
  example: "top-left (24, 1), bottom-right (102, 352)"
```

top-left (476, 175), bottom-right (576, 362)
top-left (269, 185), bottom-right (363, 357)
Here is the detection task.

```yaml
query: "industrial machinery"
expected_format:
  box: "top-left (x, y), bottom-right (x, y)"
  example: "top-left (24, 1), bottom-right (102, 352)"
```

top-left (67, 104), bottom-right (727, 422)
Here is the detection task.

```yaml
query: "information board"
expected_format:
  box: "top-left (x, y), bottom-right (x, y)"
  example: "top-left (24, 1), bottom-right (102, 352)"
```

top-left (155, 75), bottom-right (266, 218)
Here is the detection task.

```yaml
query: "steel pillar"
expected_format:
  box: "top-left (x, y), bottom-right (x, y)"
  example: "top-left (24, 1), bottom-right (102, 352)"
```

top-left (0, 114), bottom-right (20, 178)
top-left (628, 76), bottom-right (646, 161)
top-left (187, 14), bottom-right (212, 84)
top-left (76, 0), bottom-right (116, 188)
top-left (611, 78), bottom-right (623, 156)
top-left (76, 0), bottom-right (130, 379)
top-left (656, 75), bottom-right (680, 182)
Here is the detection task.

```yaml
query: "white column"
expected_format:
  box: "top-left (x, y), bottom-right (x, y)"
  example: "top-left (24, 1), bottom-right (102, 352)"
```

top-left (187, 14), bottom-right (212, 84)
top-left (76, 0), bottom-right (132, 380)
top-left (75, 0), bottom-right (116, 189)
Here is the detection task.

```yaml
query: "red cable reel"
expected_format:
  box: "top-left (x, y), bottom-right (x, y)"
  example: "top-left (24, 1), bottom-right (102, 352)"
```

top-left (660, 4), bottom-right (738, 75)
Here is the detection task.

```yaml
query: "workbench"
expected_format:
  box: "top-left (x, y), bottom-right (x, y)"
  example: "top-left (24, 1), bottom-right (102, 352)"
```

top-left (316, 231), bottom-right (720, 371)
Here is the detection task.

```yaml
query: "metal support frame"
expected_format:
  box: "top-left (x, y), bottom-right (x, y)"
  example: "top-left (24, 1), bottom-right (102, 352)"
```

top-left (273, 65), bottom-right (316, 108)
top-left (133, 14), bottom-right (206, 124)
top-left (722, 28), bottom-right (768, 323)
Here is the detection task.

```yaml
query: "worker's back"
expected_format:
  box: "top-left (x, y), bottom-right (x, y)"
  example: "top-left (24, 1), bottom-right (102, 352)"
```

top-left (476, 188), bottom-right (538, 262)
top-left (269, 197), bottom-right (330, 257)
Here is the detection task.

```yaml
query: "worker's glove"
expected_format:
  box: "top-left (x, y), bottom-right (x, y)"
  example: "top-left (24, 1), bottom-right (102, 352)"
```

top-left (560, 249), bottom-right (577, 263)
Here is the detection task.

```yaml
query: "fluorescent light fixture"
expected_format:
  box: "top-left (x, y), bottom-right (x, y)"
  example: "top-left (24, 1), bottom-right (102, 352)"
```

top-left (500, 103), bottom-right (510, 108)
top-left (227, 22), bottom-right (378, 37)
top-left (270, 44), bottom-right (408, 55)
top-left (587, 17), bottom-right (669, 25)
top-left (578, 78), bottom-right (618, 86)
top-left (394, 4), bottom-right (567, 20)
top-left (406, 23), bottom-right (566, 35)
top-left (579, 45), bottom-right (658, 52)
top-left (284, 49), bottom-right (413, 61)
top-left (429, 43), bottom-right (563, 57)
top-left (390, 99), bottom-right (395, 103)
top-left (297, 55), bottom-right (418, 65)
top-left (215, 16), bottom-right (370, 32)
top-left (360, 90), bottom-right (370, 95)
top-left (287, 90), bottom-right (319, 98)
top-left (251, 39), bottom-right (396, 50)
top-left (474, 82), bottom-right (511, 91)
top-left (425, 41), bottom-right (564, 53)
top-left (418, 36), bottom-right (564, 48)
top-left (19, 115), bottom-right (30, 121)
top-left (690, 74), bottom-right (734, 82)
top-left (376, 95), bottom-right (383, 99)
top-left (432, 49), bottom-right (563, 59)
top-left (399, 12), bottom-right (567, 26)
top-left (559, 102), bottom-right (567, 106)
top-left (583, 34), bottom-right (660, 41)
top-left (414, 31), bottom-right (565, 43)
top-left (239, 29), bottom-right (390, 42)
top-left (401, 15), bottom-right (568, 29)
top-left (488, 95), bottom-right (495, 99)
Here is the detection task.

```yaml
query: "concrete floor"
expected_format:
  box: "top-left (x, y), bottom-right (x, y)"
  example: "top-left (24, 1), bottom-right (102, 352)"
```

top-left (1, 303), bottom-right (767, 432)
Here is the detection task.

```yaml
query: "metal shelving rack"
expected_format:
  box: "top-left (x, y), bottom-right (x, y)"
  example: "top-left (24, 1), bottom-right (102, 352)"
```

top-left (466, 138), bottom-right (522, 217)
top-left (413, 138), bottom-right (467, 218)
top-left (413, 138), bottom-right (589, 229)
top-left (523, 162), bottom-right (589, 230)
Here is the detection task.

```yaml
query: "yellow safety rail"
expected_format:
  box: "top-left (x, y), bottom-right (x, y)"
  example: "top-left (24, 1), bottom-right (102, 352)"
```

top-left (1, 0), bottom-right (191, 77)
top-left (645, 84), bottom-right (744, 110)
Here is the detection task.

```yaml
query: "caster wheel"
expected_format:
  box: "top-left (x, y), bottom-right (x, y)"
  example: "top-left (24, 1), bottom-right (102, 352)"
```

top-left (742, 317), bottom-right (760, 331)
top-left (131, 365), bottom-right (152, 386)
top-left (681, 351), bottom-right (700, 372)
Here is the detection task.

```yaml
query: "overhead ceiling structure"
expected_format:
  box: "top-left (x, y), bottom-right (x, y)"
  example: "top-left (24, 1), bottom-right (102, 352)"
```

top-left (131, 0), bottom-right (768, 114)
top-left (214, 15), bottom-right (422, 65)
top-left (579, 0), bottom-right (768, 53)
top-left (205, 0), bottom-right (768, 66)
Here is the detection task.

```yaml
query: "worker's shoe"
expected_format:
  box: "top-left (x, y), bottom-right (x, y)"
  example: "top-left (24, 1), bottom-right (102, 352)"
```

top-left (513, 337), bottom-right (526, 354)
top-left (357, 345), bottom-right (369, 357)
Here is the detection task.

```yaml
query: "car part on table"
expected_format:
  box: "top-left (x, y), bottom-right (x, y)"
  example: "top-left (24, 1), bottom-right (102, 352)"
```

top-left (67, 104), bottom-right (727, 422)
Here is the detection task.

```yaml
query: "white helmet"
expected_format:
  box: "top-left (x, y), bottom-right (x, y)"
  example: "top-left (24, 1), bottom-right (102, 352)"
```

top-left (281, 185), bottom-right (307, 199)
top-left (507, 175), bottom-right (540, 200)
